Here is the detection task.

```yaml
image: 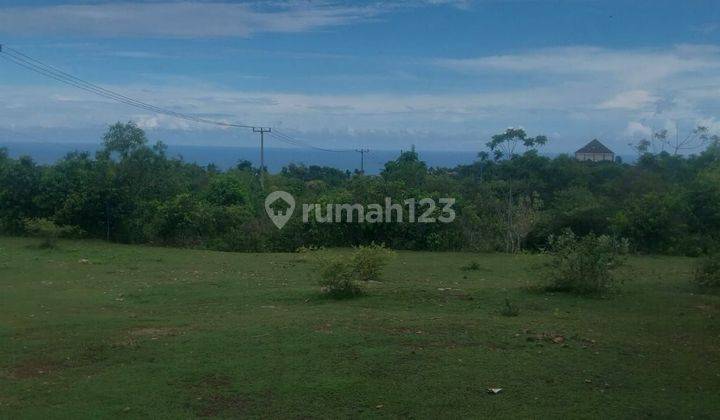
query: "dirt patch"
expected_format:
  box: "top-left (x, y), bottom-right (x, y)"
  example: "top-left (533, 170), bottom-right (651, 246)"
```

top-left (437, 288), bottom-right (474, 301)
top-left (9, 358), bottom-right (65, 380)
top-left (522, 329), bottom-right (596, 347)
top-left (183, 374), bottom-right (249, 418)
top-left (128, 327), bottom-right (178, 338)
top-left (389, 326), bottom-right (423, 335)
top-left (196, 394), bottom-right (247, 417)
top-left (695, 303), bottom-right (719, 313)
top-left (195, 374), bottom-right (233, 389)
top-left (524, 331), bottom-right (567, 344)
top-left (112, 327), bottom-right (182, 347)
top-left (313, 323), bottom-right (333, 333)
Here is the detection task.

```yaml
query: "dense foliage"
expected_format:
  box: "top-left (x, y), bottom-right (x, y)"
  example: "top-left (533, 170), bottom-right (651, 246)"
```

top-left (1, 122), bottom-right (720, 255)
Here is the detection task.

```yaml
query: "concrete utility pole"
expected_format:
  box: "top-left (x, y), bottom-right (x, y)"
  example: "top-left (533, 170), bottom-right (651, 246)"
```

top-left (355, 148), bottom-right (369, 174)
top-left (253, 127), bottom-right (271, 187)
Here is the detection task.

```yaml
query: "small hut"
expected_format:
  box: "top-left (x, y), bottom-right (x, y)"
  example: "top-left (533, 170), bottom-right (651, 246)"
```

top-left (575, 139), bottom-right (614, 162)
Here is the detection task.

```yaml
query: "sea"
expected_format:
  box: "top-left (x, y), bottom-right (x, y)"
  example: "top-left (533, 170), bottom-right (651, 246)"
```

top-left (0, 142), bottom-right (635, 175)
top-left (0, 142), bottom-right (481, 175)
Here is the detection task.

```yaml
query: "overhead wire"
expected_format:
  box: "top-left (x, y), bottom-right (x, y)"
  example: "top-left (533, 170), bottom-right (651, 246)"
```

top-left (0, 44), bottom-right (357, 153)
top-left (0, 46), bottom-right (255, 128)
top-left (270, 130), bottom-right (353, 153)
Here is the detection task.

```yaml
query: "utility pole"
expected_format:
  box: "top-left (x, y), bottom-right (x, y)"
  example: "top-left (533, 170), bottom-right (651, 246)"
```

top-left (355, 148), bottom-right (369, 174)
top-left (253, 127), bottom-right (271, 187)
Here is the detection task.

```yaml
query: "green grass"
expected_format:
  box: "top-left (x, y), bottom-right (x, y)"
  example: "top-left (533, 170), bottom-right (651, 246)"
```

top-left (1, 236), bottom-right (719, 418)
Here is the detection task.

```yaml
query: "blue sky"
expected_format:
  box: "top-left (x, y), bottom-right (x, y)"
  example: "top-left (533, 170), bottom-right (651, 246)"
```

top-left (1, 0), bottom-right (720, 153)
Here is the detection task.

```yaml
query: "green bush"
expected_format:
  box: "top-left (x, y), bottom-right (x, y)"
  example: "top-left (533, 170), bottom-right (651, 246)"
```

top-left (461, 261), bottom-right (481, 271)
top-left (500, 298), bottom-right (519, 317)
top-left (542, 229), bottom-right (629, 295)
top-left (351, 243), bottom-right (394, 282)
top-left (693, 254), bottom-right (720, 289)
top-left (24, 218), bottom-right (79, 248)
top-left (318, 258), bottom-right (364, 299)
top-left (296, 245), bottom-right (323, 253)
top-left (316, 243), bottom-right (394, 299)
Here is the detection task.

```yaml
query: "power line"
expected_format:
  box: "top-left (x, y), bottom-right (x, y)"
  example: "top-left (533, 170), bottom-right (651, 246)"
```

top-left (270, 130), bottom-right (353, 153)
top-left (0, 45), bottom-right (255, 128)
top-left (0, 43), bottom-right (360, 157)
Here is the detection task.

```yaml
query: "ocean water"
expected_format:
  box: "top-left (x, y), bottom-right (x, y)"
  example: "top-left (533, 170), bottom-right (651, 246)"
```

top-left (0, 142), bottom-right (480, 174)
top-left (1, 141), bottom-right (635, 174)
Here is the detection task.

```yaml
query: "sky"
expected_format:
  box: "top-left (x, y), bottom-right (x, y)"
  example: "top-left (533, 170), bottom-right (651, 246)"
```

top-left (1, 0), bottom-right (720, 153)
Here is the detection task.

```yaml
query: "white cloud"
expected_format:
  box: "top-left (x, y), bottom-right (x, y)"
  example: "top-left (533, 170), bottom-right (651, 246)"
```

top-left (598, 90), bottom-right (658, 110)
top-left (434, 45), bottom-right (720, 146)
top-left (134, 114), bottom-right (194, 131)
top-left (623, 121), bottom-right (652, 138)
top-left (436, 45), bottom-right (720, 86)
top-left (2, 71), bottom-right (718, 153)
top-left (0, 80), bottom-right (607, 152)
top-left (421, 0), bottom-right (473, 10)
top-left (0, 2), bottom-right (381, 38)
top-left (3, 40), bottom-right (720, 153)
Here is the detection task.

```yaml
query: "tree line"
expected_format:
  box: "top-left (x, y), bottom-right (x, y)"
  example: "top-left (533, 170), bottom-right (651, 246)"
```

top-left (1, 122), bottom-right (719, 255)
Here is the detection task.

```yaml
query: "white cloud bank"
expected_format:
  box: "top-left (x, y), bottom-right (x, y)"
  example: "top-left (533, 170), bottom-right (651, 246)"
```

top-left (3, 43), bottom-right (720, 152)
top-left (0, 2), bottom-right (381, 38)
top-left (597, 90), bottom-right (658, 110)
top-left (436, 45), bottom-right (720, 86)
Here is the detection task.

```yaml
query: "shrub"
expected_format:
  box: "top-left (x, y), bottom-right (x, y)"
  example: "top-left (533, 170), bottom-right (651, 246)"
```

top-left (296, 245), bottom-right (323, 253)
top-left (318, 258), bottom-right (364, 299)
top-left (500, 298), bottom-right (519, 317)
top-left (24, 218), bottom-right (79, 248)
top-left (316, 243), bottom-right (394, 299)
top-left (461, 261), bottom-right (481, 271)
top-left (542, 229), bottom-right (629, 295)
top-left (351, 243), bottom-right (394, 282)
top-left (693, 254), bottom-right (720, 289)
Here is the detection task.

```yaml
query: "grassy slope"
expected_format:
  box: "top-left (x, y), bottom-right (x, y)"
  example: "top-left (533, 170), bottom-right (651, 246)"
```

top-left (0, 237), bottom-right (719, 419)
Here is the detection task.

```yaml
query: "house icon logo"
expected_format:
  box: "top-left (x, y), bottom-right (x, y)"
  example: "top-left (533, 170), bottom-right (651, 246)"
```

top-left (264, 190), bottom-right (295, 230)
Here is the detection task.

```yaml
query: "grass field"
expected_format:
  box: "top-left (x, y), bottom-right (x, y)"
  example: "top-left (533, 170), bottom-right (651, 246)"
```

top-left (1, 236), bottom-right (719, 418)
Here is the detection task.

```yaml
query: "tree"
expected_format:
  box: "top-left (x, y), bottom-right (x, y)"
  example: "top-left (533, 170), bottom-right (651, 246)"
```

top-left (102, 121), bottom-right (148, 158)
top-left (631, 125), bottom-right (719, 156)
top-left (381, 146), bottom-right (428, 189)
top-left (0, 156), bottom-right (42, 233)
top-left (664, 126), bottom-right (716, 155)
top-left (486, 128), bottom-right (547, 161)
top-left (509, 193), bottom-right (542, 252)
top-left (485, 128), bottom-right (548, 252)
top-left (37, 151), bottom-right (106, 236)
top-left (546, 186), bottom-right (611, 236)
top-left (2, 123), bottom-right (720, 255)
top-left (612, 191), bottom-right (689, 253)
